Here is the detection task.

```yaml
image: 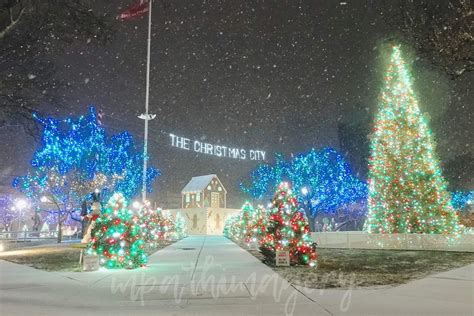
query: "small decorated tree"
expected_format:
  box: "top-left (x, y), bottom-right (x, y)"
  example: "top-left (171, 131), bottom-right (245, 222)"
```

top-left (138, 206), bottom-right (170, 248)
top-left (261, 182), bottom-right (317, 267)
top-left (249, 204), bottom-right (268, 244)
top-left (238, 202), bottom-right (268, 245)
top-left (87, 193), bottom-right (147, 269)
top-left (223, 213), bottom-right (241, 240)
top-left (239, 202), bottom-right (256, 244)
top-left (173, 212), bottom-right (187, 240)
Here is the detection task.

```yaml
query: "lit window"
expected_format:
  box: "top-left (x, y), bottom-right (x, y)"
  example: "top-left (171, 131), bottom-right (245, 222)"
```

top-left (196, 194), bottom-right (201, 202)
top-left (185, 194), bottom-right (190, 202)
top-left (218, 186), bottom-right (222, 192)
top-left (207, 185), bottom-right (212, 190)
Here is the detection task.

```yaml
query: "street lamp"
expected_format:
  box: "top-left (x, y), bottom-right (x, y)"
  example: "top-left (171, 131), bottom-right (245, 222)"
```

top-left (15, 199), bottom-right (28, 210)
top-left (40, 196), bottom-right (49, 203)
top-left (14, 199), bottom-right (28, 241)
top-left (132, 201), bottom-right (142, 210)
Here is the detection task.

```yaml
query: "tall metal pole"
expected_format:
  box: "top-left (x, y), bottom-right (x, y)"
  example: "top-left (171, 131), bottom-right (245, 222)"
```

top-left (140, 0), bottom-right (156, 203)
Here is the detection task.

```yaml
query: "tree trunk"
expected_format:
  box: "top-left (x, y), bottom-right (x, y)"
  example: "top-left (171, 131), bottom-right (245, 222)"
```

top-left (304, 209), bottom-right (316, 232)
top-left (57, 218), bottom-right (62, 243)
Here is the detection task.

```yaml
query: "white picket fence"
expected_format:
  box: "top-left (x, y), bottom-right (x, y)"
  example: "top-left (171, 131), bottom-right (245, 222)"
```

top-left (311, 231), bottom-right (474, 252)
top-left (0, 230), bottom-right (80, 241)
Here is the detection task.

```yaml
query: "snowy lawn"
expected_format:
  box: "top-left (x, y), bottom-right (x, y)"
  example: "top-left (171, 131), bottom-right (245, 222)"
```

top-left (240, 242), bottom-right (474, 289)
top-left (0, 240), bottom-right (175, 272)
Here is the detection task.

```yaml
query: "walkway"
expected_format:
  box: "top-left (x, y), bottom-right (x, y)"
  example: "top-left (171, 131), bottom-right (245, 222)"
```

top-left (1, 236), bottom-right (473, 315)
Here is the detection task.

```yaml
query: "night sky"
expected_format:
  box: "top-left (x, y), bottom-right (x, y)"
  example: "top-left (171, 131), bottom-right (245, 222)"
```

top-left (1, 1), bottom-right (472, 208)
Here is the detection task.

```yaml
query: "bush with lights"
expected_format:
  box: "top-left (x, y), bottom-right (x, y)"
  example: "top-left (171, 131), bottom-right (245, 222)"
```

top-left (260, 182), bottom-right (317, 267)
top-left (87, 193), bottom-right (147, 269)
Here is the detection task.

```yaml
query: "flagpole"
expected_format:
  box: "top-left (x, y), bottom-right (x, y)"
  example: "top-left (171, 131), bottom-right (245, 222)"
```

top-left (139, 0), bottom-right (156, 203)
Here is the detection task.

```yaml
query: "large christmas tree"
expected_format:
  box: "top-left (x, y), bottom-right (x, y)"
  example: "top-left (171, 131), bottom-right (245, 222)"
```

top-left (365, 45), bottom-right (461, 234)
top-left (261, 182), bottom-right (317, 267)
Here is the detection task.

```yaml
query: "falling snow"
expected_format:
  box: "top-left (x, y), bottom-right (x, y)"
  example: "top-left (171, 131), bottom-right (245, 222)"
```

top-left (0, 1), bottom-right (472, 208)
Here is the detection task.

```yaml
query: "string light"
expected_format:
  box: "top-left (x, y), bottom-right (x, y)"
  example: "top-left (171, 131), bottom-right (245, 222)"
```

top-left (0, 195), bottom-right (19, 228)
top-left (87, 193), bottom-right (147, 269)
top-left (223, 202), bottom-right (267, 245)
top-left (451, 191), bottom-right (473, 211)
top-left (85, 193), bottom-right (187, 269)
top-left (261, 182), bottom-right (317, 267)
top-left (241, 148), bottom-right (367, 216)
top-left (13, 107), bottom-right (160, 221)
top-left (225, 184), bottom-right (317, 267)
top-left (364, 45), bottom-right (462, 235)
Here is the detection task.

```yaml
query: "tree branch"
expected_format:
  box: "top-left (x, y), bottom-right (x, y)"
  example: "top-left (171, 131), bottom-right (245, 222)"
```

top-left (0, 7), bottom-right (25, 39)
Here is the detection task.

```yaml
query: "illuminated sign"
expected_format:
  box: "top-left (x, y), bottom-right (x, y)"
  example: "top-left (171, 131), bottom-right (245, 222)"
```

top-left (169, 133), bottom-right (266, 161)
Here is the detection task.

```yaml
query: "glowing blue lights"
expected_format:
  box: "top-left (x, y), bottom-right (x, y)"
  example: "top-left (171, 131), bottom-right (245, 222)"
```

top-left (13, 107), bottom-right (160, 215)
top-left (241, 148), bottom-right (367, 216)
top-left (451, 191), bottom-right (473, 211)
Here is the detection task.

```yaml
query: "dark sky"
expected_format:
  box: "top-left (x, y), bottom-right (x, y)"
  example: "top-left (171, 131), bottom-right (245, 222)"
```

top-left (1, 1), bottom-right (472, 207)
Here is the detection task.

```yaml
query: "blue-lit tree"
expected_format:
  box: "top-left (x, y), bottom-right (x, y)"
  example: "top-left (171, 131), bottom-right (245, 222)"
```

top-left (13, 107), bottom-right (160, 242)
top-left (240, 153), bottom-right (288, 199)
top-left (451, 191), bottom-right (473, 212)
top-left (241, 148), bottom-right (367, 230)
top-left (0, 195), bottom-right (18, 231)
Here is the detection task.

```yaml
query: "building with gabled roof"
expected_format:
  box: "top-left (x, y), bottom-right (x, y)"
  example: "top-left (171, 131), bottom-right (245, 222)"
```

top-left (165, 174), bottom-right (237, 235)
top-left (181, 174), bottom-right (227, 209)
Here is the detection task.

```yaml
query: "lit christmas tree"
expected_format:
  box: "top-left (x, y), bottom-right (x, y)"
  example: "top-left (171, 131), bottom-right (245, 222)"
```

top-left (365, 45), bottom-right (461, 235)
top-left (239, 202), bottom-right (255, 244)
top-left (87, 193), bottom-right (147, 269)
top-left (261, 182), bottom-right (317, 267)
top-left (223, 203), bottom-right (267, 246)
top-left (223, 213), bottom-right (241, 240)
top-left (137, 205), bottom-right (172, 248)
top-left (172, 212), bottom-right (187, 240)
top-left (236, 203), bottom-right (268, 245)
top-left (137, 205), bottom-right (188, 246)
top-left (247, 204), bottom-right (268, 245)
